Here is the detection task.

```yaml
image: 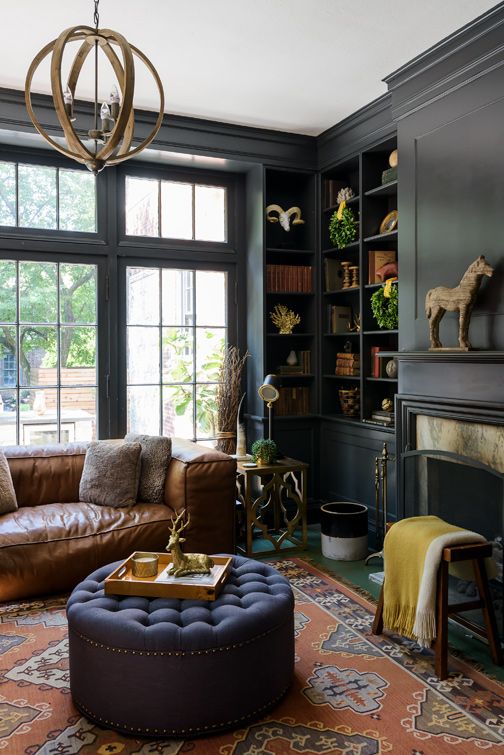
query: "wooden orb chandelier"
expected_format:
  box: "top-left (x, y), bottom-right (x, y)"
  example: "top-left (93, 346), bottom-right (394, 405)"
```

top-left (25, 0), bottom-right (164, 174)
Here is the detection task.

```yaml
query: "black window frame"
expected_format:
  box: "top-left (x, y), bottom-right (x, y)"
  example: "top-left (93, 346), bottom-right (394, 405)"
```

top-left (0, 145), bottom-right (245, 445)
top-left (117, 163), bottom-right (239, 254)
top-left (0, 249), bottom-right (109, 444)
top-left (0, 145), bottom-right (107, 245)
top-left (118, 255), bottom-right (237, 441)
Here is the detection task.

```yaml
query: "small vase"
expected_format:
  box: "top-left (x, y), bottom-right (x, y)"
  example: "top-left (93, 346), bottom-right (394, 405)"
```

top-left (286, 350), bottom-right (298, 366)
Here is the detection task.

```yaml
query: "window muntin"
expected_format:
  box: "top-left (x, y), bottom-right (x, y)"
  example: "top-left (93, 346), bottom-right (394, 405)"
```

top-left (125, 177), bottom-right (227, 242)
top-left (0, 161), bottom-right (96, 233)
top-left (126, 266), bottom-right (227, 441)
top-left (0, 260), bottom-right (98, 446)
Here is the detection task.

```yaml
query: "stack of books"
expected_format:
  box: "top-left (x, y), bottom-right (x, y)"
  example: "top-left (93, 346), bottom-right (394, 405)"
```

top-left (336, 352), bottom-right (360, 376)
top-left (370, 409), bottom-right (395, 426)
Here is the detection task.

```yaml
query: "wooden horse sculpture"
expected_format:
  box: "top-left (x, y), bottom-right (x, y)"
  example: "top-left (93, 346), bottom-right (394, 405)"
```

top-left (166, 510), bottom-right (214, 577)
top-left (425, 255), bottom-right (493, 350)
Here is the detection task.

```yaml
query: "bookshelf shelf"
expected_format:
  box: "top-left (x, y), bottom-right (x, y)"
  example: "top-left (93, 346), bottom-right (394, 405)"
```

top-left (366, 377), bottom-right (398, 382)
top-left (322, 241), bottom-right (360, 254)
top-left (267, 291), bottom-right (314, 296)
top-left (323, 195), bottom-right (360, 212)
top-left (364, 230), bottom-right (398, 243)
top-left (323, 374), bottom-right (360, 381)
top-left (365, 181), bottom-right (397, 197)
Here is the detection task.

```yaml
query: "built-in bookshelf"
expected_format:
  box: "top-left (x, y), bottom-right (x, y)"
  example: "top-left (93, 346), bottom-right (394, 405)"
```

top-left (264, 168), bottom-right (317, 418)
top-left (320, 137), bottom-right (398, 430)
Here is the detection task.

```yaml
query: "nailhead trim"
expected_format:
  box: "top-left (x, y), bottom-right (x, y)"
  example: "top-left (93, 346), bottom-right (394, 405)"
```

top-left (69, 621), bottom-right (285, 655)
top-left (73, 685), bottom-right (290, 736)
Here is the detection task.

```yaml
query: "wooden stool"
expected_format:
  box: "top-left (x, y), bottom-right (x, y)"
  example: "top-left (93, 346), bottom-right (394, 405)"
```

top-left (372, 540), bottom-right (503, 680)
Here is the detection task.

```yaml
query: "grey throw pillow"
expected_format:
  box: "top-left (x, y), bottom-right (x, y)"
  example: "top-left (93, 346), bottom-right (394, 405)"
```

top-left (79, 441), bottom-right (142, 508)
top-left (124, 434), bottom-right (172, 503)
top-left (0, 451), bottom-right (17, 514)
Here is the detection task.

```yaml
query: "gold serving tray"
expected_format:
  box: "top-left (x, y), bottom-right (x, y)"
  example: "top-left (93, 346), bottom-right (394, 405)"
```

top-left (104, 552), bottom-right (232, 601)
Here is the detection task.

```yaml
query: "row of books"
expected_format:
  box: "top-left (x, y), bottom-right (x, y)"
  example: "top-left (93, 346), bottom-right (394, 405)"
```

top-left (266, 264), bottom-right (313, 293)
top-left (276, 386), bottom-right (310, 416)
top-left (278, 350), bottom-right (311, 375)
top-left (335, 352), bottom-right (360, 377)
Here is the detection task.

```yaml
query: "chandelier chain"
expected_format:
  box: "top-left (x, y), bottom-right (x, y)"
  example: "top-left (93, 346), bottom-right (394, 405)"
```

top-left (93, 0), bottom-right (100, 30)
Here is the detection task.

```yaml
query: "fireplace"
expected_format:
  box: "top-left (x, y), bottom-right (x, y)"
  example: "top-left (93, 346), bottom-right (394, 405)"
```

top-left (393, 351), bottom-right (504, 641)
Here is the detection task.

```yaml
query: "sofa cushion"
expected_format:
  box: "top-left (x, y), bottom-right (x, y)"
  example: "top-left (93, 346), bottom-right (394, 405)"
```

top-left (0, 451), bottom-right (17, 514)
top-left (4, 442), bottom-right (88, 508)
top-left (0, 501), bottom-right (174, 548)
top-left (124, 433), bottom-right (171, 503)
top-left (80, 441), bottom-right (142, 508)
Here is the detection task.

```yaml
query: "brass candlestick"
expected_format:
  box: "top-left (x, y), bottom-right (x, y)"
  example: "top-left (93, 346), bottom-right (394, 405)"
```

top-left (341, 261), bottom-right (351, 289)
top-left (349, 265), bottom-right (360, 288)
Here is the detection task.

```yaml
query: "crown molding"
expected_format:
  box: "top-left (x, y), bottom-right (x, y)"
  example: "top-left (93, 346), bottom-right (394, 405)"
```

top-left (317, 93), bottom-right (395, 170)
top-left (384, 2), bottom-right (504, 120)
top-left (0, 87), bottom-right (317, 170)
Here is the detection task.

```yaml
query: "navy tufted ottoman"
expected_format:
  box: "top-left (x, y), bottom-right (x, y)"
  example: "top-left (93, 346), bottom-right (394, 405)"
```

top-left (66, 555), bottom-right (294, 737)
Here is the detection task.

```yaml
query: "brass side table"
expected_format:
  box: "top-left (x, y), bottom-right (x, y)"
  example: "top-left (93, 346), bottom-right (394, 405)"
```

top-left (235, 457), bottom-right (308, 556)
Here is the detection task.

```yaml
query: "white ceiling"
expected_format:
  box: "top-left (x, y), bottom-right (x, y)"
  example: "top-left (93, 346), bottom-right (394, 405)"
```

top-left (2, 0), bottom-right (498, 136)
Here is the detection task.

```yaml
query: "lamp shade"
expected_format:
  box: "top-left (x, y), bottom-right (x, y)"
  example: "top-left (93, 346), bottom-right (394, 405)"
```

top-left (258, 374), bottom-right (281, 404)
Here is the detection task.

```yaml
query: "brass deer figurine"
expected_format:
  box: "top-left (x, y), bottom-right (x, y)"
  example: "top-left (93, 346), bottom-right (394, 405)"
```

top-left (166, 510), bottom-right (214, 578)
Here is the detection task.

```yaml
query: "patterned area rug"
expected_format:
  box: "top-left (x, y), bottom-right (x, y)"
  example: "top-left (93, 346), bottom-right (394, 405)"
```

top-left (1, 558), bottom-right (504, 754)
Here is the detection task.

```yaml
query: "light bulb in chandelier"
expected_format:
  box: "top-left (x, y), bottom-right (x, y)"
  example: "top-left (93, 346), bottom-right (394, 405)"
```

top-left (100, 102), bottom-right (114, 134)
top-left (109, 85), bottom-right (121, 119)
top-left (63, 86), bottom-right (75, 122)
top-left (24, 0), bottom-right (164, 173)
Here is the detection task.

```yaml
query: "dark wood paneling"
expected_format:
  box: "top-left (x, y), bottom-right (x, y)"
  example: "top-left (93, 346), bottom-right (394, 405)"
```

top-left (320, 420), bottom-right (396, 536)
top-left (398, 68), bottom-right (504, 352)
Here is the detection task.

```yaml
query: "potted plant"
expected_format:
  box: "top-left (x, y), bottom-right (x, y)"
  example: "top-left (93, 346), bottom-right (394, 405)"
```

top-left (251, 439), bottom-right (278, 466)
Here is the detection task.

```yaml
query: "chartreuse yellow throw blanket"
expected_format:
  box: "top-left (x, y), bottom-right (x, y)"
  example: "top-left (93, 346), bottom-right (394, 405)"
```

top-left (383, 516), bottom-right (491, 647)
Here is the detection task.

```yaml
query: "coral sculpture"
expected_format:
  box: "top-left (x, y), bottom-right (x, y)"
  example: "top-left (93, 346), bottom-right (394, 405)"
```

top-left (336, 187), bottom-right (355, 204)
top-left (270, 304), bottom-right (301, 334)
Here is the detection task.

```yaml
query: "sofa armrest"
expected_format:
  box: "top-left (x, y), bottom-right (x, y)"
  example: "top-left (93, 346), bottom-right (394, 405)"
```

top-left (164, 438), bottom-right (236, 554)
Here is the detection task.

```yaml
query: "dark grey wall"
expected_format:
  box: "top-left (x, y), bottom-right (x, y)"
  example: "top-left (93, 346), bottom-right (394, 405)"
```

top-left (387, 3), bottom-right (504, 352)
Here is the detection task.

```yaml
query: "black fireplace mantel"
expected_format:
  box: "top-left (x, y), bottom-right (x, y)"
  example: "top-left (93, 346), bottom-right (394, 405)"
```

top-left (389, 351), bottom-right (504, 404)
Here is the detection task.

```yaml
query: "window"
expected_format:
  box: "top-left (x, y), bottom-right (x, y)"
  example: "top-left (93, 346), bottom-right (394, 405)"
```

top-left (125, 177), bottom-right (227, 242)
top-left (0, 161), bottom-right (96, 232)
top-left (126, 266), bottom-right (227, 441)
top-left (0, 260), bottom-right (98, 445)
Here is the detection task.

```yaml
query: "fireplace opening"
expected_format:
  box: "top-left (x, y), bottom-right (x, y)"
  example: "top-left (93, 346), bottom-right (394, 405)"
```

top-left (402, 449), bottom-right (504, 639)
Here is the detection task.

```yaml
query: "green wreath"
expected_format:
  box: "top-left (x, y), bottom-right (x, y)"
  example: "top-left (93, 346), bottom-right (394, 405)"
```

top-left (371, 283), bottom-right (398, 329)
top-left (329, 207), bottom-right (357, 249)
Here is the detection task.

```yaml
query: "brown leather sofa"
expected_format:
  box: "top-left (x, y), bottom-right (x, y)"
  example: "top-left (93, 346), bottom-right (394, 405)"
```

top-left (0, 438), bottom-right (236, 602)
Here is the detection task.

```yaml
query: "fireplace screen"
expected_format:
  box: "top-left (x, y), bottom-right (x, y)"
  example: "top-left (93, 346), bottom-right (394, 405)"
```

top-left (402, 449), bottom-right (504, 639)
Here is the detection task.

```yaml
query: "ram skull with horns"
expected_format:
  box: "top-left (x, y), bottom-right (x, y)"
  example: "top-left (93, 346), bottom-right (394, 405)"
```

top-left (265, 205), bottom-right (305, 232)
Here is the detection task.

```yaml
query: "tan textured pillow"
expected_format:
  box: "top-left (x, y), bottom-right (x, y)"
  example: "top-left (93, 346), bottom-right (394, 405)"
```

top-left (79, 441), bottom-right (142, 507)
top-left (124, 434), bottom-right (171, 503)
top-left (0, 451), bottom-right (17, 514)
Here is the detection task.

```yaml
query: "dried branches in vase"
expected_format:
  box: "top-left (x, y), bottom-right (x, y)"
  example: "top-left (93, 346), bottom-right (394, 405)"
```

top-left (215, 346), bottom-right (250, 454)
